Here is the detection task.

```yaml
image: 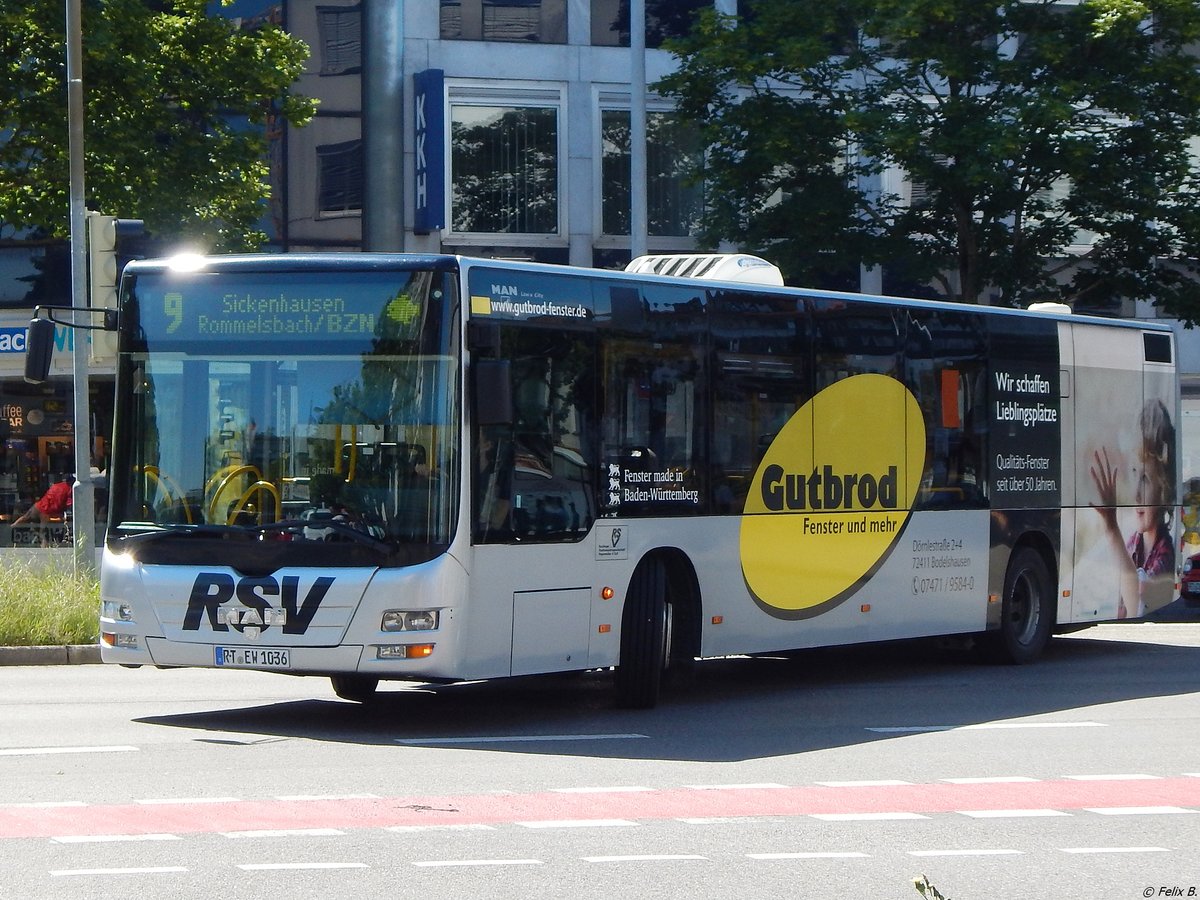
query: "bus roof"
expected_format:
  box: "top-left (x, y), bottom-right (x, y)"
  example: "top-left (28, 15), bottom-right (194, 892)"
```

top-left (122, 252), bottom-right (1170, 335)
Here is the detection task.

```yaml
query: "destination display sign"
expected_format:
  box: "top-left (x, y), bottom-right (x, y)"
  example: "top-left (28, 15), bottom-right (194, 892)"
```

top-left (130, 271), bottom-right (432, 349)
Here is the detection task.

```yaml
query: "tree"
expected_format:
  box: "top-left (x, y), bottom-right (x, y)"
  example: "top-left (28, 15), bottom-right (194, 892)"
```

top-left (658, 0), bottom-right (1200, 320)
top-left (0, 0), bottom-right (315, 250)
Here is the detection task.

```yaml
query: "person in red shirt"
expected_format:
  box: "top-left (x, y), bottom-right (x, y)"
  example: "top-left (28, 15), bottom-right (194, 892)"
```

top-left (14, 478), bottom-right (73, 524)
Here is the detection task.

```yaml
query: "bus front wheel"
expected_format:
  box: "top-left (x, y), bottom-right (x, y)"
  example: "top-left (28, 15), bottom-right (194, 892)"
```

top-left (330, 674), bottom-right (379, 703)
top-left (985, 547), bottom-right (1053, 665)
top-left (615, 559), bottom-right (670, 709)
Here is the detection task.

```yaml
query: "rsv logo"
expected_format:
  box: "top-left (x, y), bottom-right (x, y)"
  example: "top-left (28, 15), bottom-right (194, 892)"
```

top-left (183, 573), bottom-right (334, 637)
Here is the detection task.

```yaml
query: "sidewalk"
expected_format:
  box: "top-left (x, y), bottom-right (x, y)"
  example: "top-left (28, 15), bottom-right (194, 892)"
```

top-left (0, 644), bottom-right (101, 665)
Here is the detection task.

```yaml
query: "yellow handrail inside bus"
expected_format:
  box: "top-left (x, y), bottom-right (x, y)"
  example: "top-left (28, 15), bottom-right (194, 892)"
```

top-left (206, 464), bottom-right (262, 523)
top-left (140, 465), bottom-right (194, 524)
top-left (227, 480), bottom-right (282, 525)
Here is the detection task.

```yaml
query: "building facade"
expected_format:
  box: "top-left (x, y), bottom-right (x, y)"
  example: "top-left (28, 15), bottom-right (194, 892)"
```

top-left (1, 0), bottom-right (1199, 553)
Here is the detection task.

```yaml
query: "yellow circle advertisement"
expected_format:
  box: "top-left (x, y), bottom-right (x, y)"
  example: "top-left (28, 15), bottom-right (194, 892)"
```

top-left (740, 373), bottom-right (926, 619)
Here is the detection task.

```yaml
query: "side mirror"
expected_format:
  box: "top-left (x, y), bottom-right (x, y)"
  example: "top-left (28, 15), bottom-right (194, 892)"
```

top-left (473, 358), bottom-right (513, 427)
top-left (24, 316), bottom-right (56, 384)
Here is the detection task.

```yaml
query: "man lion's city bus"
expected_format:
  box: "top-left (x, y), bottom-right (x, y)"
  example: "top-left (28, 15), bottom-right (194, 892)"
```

top-left (28, 253), bottom-right (1179, 707)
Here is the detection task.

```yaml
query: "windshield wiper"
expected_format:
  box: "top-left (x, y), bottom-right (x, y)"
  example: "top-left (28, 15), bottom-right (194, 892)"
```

top-left (115, 523), bottom-right (231, 545)
top-left (115, 518), bottom-right (393, 552)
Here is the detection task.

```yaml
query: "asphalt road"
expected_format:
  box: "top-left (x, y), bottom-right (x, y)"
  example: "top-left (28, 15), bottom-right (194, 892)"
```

top-left (2, 608), bottom-right (1199, 900)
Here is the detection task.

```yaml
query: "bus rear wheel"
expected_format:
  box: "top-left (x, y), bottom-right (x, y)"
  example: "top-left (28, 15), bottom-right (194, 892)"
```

top-left (615, 559), bottom-right (670, 709)
top-left (331, 674), bottom-right (379, 703)
top-left (985, 547), bottom-right (1053, 665)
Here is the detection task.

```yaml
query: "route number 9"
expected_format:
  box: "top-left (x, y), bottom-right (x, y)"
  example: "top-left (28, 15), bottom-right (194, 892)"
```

top-left (164, 292), bottom-right (183, 333)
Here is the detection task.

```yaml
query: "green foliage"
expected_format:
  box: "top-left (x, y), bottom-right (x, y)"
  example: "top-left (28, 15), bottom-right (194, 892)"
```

top-left (658, 0), bottom-right (1200, 317)
top-left (0, 559), bottom-right (99, 645)
top-left (0, 0), bottom-right (316, 250)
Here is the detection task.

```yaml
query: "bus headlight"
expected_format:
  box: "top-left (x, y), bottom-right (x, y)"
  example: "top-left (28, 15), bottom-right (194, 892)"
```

top-left (381, 610), bottom-right (439, 632)
top-left (376, 643), bottom-right (435, 659)
top-left (101, 600), bottom-right (135, 622)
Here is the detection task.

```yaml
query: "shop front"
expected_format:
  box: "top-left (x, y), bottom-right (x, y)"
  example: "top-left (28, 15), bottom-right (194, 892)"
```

top-left (0, 315), bottom-right (113, 549)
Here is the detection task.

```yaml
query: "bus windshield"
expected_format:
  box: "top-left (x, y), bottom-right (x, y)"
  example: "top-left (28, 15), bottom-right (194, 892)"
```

top-left (107, 264), bottom-right (460, 566)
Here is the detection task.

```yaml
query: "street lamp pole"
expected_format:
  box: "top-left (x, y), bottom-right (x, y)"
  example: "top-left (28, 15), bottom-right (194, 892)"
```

top-left (630, 0), bottom-right (648, 260)
top-left (65, 0), bottom-right (95, 575)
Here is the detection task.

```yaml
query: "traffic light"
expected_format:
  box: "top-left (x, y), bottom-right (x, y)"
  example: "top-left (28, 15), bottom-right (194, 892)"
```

top-left (87, 212), bottom-right (144, 363)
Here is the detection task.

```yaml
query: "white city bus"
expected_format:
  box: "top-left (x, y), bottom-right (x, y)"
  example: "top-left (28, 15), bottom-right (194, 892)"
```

top-left (29, 253), bottom-right (1179, 707)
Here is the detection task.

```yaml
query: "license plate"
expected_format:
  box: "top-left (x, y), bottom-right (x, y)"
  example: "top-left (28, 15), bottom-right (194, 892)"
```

top-left (214, 646), bottom-right (291, 669)
top-left (1186, 583), bottom-right (1200, 595)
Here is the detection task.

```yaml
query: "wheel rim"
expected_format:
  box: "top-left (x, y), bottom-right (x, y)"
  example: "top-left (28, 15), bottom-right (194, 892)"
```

top-left (1009, 569), bottom-right (1042, 646)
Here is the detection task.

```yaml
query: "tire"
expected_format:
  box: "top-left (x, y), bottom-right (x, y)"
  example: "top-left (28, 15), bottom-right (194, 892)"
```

top-left (985, 547), bottom-right (1054, 665)
top-left (614, 560), bottom-right (669, 709)
top-left (330, 674), bottom-right (379, 703)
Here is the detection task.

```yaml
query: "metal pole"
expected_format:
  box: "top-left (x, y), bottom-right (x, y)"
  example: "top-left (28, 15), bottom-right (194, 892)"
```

top-left (363, 0), bottom-right (405, 250)
top-left (630, 0), bottom-right (648, 260)
top-left (65, 0), bottom-right (95, 574)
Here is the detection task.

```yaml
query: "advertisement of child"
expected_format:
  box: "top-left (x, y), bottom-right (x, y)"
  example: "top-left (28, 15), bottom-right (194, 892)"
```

top-left (1089, 398), bottom-right (1175, 618)
top-left (1072, 330), bottom-right (1176, 620)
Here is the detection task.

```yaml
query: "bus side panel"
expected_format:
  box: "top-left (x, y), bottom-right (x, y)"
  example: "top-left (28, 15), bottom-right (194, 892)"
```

top-left (466, 541), bottom-right (619, 680)
top-left (1067, 323), bottom-right (1178, 622)
top-left (680, 509), bottom-right (991, 659)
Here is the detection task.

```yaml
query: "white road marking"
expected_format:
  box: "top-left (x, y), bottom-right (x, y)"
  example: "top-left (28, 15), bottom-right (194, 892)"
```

top-left (394, 733), bottom-right (648, 745)
top-left (679, 817), bottom-right (757, 825)
top-left (0, 800), bottom-right (87, 808)
top-left (1065, 774), bottom-right (1161, 781)
top-left (941, 776), bottom-right (1040, 784)
top-left (685, 783), bottom-right (787, 790)
top-left (867, 722), bottom-right (1104, 733)
top-left (1060, 846), bottom-right (1171, 854)
top-left (51, 867), bottom-right (187, 877)
top-left (909, 849), bottom-right (1023, 857)
top-left (810, 812), bottom-right (929, 821)
top-left (136, 797), bottom-right (240, 805)
top-left (816, 780), bottom-right (912, 787)
top-left (0, 745), bottom-right (138, 756)
top-left (958, 809), bottom-right (1071, 818)
top-left (516, 819), bottom-right (637, 829)
top-left (52, 834), bottom-right (180, 844)
top-left (238, 863), bottom-right (369, 871)
top-left (275, 793), bottom-right (381, 801)
top-left (1084, 807), bottom-right (1196, 816)
top-left (221, 828), bottom-right (345, 838)
top-left (749, 852), bottom-right (870, 860)
top-left (552, 786), bottom-right (654, 793)
top-left (583, 854), bottom-right (708, 863)
top-left (412, 859), bottom-right (543, 868)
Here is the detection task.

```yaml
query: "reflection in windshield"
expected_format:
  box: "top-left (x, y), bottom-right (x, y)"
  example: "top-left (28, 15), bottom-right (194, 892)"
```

top-left (111, 269), bottom-right (460, 551)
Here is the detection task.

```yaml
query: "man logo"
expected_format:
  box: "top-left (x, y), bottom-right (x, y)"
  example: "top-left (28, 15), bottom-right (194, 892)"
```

top-left (740, 374), bottom-right (926, 619)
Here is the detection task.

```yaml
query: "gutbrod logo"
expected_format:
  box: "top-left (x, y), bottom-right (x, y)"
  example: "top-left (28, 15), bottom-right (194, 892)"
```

top-left (740, 374), bottom-right (925, 619)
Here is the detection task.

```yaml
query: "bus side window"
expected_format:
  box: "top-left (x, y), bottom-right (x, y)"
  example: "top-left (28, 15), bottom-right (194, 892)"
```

top-left (709, 289), bottom-right (809, 515)
top-left (904, 309), bottom-right (989, 510)
top-left (474, 327), bottom-right (597, 543)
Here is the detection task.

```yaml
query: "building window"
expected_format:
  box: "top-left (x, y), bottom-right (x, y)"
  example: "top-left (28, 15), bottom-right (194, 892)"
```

top-left (317, 5), bottom-right (362, 75)
top-left (600, 108), bottom-right (703, 237)
top-left (591, 0), bottom-right (708, 47)
top-left (316, 139), bottom-right (363, 216)
top-left (450, 104), bottom-right (560, 236)
top-left (441, 0), bottom-right (567, 43)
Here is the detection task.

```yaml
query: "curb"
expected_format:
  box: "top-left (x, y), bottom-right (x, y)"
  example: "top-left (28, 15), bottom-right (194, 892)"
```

top-left (0, 644), bottom-right (101, 666)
